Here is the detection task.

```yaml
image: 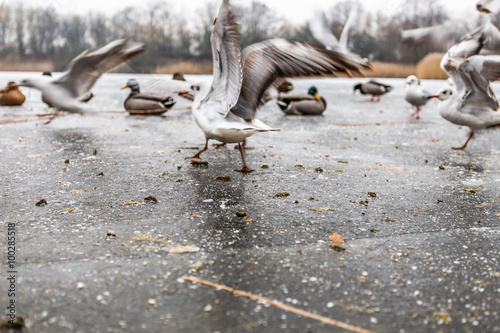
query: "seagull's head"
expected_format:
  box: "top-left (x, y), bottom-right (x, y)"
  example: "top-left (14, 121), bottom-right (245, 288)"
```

top-left (405, 75), bottom-right (420, 87)
top-left (435, 87), bottom-right (454, 101)
top-left (308, 86), bottom-right (320, 100)
top-left (18, 78), bottom-right (37, 88)
top-left (477, 0), bottom-right (500, 14)
top-left (121, 79), bottom-right (140, 93)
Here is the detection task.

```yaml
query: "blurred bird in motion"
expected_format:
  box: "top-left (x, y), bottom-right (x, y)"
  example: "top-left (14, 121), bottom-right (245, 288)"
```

top-left (19, 39), bottom-right (145, 122)
top-left (184, 0), bottom-right (369, 172)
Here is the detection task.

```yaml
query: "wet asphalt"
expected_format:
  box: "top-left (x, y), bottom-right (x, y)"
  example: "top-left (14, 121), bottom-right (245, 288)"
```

top-left (0, 73), bottom-right (499, 333)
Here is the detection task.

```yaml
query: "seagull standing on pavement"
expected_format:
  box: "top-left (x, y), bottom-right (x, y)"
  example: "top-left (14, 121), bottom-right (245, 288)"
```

top-left (404, 75), bottom-right (438, 120)
top-left (185, 0), bottom-right (369, 172)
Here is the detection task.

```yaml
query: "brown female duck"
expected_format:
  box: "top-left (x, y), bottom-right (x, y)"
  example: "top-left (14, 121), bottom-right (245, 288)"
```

top-left (0, 82), bottom-right (26, 106)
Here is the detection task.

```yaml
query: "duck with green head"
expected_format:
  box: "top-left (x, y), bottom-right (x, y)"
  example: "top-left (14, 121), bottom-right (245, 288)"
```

top-left (277, 86), bottom-right (326, 115)
top-left (121, 79), bottom-right (176, 113)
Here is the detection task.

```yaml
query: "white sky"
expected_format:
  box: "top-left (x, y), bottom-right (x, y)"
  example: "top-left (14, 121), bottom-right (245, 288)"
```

top-left (13, 0), bottom-right (473, 24)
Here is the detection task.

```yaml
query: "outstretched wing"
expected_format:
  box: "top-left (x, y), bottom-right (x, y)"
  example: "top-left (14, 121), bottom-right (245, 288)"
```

top-left (231, 38), bottom-right (369, 120)
top-left (402, 21), bottom-right (471, 52)
top-left (458, 54), bottom-right (500, 112)
top-left (54, 39), bottom-right (145, 98)
top-left (200, 0), bottom-right (243, 116)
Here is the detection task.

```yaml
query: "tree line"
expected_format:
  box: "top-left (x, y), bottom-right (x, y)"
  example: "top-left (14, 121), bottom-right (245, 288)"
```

top-left (0, 0), bottom-right (493, 72)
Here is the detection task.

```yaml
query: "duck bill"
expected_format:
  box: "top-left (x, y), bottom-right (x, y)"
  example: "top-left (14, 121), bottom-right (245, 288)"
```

top-left (314, 92), bottom-right (320, 100)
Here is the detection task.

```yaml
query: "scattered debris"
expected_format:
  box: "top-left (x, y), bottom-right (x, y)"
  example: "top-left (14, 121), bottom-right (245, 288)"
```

top-left (106, 233), bottom-right (117, 240)
top-left (203, 199), bottom-right (214, 203)
top-left (170, 245), bottom-right (200, 254)
top-left (368, 228), bottom-right (378, 233)
top-left (64, 159), bottom-right (70, 164)
top-left (315, 167), bottom-right (324, 173)
top-left (190, 213), bottom-right (201, 218)
top-left (261, 164), bottom-right (269, 169)
top-left (438, 165), bottom-right (445, 170)
top-left (329, 231), bottom-right (344, 243)
top-left (294, 164), bottom-right (304, 168)
top-left (433, 312), bottom-right (451, 324)
top-left (274, 192), bottom-right (290, 198)
top-left (70, 189), bottom-right (85, 194)
top-left (214, 175), bottom-right (231, 181)
top-left (0, 316), bottom-right (25, 330)
top-left (338, 161), bottom-right (348, 164)
top-left (310, 207), bottom-right (336, 212)
top-left (474, 202), bottom-right (491, 208)
top-left (176, 178), bottom-right (183, 182)
top-left (384, 167), bottom-right (406, 171)
top-left (368, 191), bottom-right (377, 197)
top-left (144, 196), bottom-right (158, 203)
top-left (77, 282), bottom-right (85, 290)
top-left (96, 172), bottom-right (104, 177)
top-left (328, 244), bottom-right (347, 252)
top-left (35, 199), bottom-right (47, 206)
top-left (124, 201), bottom-right (142, 205)
top-left (148, 299), bottom-right (157, 306)
top-left (190, 160), bottom-right (208, 166)
top-left (462, 189), bottom-right (477, 194)
top-left (60, 208), bottom-right (76, 214)
top-left (236, 211), bottom-right (247, 217)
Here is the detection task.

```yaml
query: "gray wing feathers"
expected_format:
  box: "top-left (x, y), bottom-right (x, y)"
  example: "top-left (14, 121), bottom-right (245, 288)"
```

top-left (54, 39), bottom-right (145, 98)
top-left (231, 39), bottom-right (369, 120)
top-left (201, 0), bottom-right (243, 115)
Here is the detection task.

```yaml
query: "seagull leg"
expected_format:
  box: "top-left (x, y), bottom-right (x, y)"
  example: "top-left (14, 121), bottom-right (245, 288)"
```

top-left (235, 142), bottom-right (255, 173)
top-left (410, 106), bottom-right (421, 120)
top-left (452, 130), bottom-right (474, 150)
top-left (233, 139), bottom-right (246, 149)
top-left (185, 139), bottom-right (209, 159)
top-left (213, 142), bottom-right (227, 148)
top-left (42, 112), bottom-right (62, 125)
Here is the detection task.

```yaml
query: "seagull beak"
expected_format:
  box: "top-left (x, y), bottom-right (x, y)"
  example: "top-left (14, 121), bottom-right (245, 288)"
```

top-left (120, 85), bottom-right (129, 90)
top-left (177, 90), bottom-right (190, 96)
top-left (429, 95), bottom-right (439, 99)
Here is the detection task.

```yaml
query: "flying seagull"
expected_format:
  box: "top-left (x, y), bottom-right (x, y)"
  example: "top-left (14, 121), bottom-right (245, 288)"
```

top-left (19, 39), bottom-right (145, 116)
top-left (184, 0), bottom-right (369, 172)
top-left (435, 24), bottom-right (500, 149)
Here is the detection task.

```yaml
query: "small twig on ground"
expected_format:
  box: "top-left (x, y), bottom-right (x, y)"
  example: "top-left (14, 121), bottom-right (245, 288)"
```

top-left (182, 276), bottom-right (375, 333)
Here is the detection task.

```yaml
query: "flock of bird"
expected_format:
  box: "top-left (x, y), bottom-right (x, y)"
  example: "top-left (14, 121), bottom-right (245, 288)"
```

top-left (1, 0), bottom-right (500, 171)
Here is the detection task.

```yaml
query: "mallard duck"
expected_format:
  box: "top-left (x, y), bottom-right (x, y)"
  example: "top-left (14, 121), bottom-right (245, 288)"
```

top-left (0, 82), bottom-right (26, 106)
top-left (19, 39), bottom-right (145, 114)
top-left (353, 80), bottom-right (392, 102)
top-left (277, 86), bottom-right (327, 116)
top-left (405, 75), bottom-right (438, 120)
top-left (121, 79), bottom-right (175, 112)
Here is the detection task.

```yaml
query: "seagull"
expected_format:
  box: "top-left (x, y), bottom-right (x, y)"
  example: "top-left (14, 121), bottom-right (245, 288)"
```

top-left (477, 0), bottom-right (500, 14)
top-left (19, 39), bottom-right (145, 115)
top-left (185, 0), bottom-right (369, 173)
top-left (353, 80), bottom-right (393, 102)
top-left (405, 75), bottom-right (438, 120)
top-left (435, 27), bottom-right (500, 150)
top-left (41, 72), bottom-right (95, 104)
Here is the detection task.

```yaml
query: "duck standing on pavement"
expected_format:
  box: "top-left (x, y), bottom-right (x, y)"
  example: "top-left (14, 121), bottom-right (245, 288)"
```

top-left (353, 80), bottom-right (393, 102)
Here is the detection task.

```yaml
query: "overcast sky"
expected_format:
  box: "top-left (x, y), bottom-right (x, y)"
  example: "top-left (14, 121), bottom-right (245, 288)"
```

top-left (14, 0), bottom-right (473, 23)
